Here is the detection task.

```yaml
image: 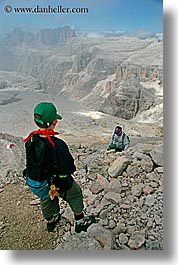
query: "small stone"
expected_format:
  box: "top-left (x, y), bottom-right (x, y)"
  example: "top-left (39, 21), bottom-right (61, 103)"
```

top-left (30, 198), bottom-right (40, 205)
top-left (128, 231), bottom-right (145, 249)
top-left (119, 233), bottom-right (128, 245)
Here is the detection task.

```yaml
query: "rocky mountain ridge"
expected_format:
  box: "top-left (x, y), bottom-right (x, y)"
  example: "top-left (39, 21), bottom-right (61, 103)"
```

top-left (77, 29), bottom-right (163, 41)
top-left (0, 26), bottom-right (163, 122)
top-left (1, 26), bottom-right (76, 47)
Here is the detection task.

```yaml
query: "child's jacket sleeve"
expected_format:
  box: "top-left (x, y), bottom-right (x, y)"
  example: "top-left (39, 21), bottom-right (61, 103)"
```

top-left (54, 138), bottom-right (76, 175)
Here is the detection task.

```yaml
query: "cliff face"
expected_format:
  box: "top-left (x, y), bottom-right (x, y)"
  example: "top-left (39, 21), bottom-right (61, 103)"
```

top-left (99, 77), bottom-right (146, 119)
top-left (0, 27), bottom-right (163, 122)
top-left (97, 71), bottom-right (159, 120)
top-left (115, 64), bottom-right (163, 84)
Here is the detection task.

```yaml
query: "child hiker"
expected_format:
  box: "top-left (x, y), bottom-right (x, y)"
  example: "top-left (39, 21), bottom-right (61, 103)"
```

top-left (23, 102), bottom-right (95, 233)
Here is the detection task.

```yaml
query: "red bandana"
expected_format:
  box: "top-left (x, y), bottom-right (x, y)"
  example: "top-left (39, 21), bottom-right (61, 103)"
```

top-left (24, 129), bottom-right (59, 147)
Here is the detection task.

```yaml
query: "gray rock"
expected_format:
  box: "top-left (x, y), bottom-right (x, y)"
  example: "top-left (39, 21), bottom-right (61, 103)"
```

top-left (88, 224), bottom-right (114, 250)
top-left (150, 145), bottom-right (163, 166)
top-left (108, 178), bottom-right (121, 193)
top-left (89, 182), bottom-right (103, 194)
top-left (144, 194), bottom-right (155, 206)
top-left (108, 157), bottom-right (131, 177)
top-left (145, 240), bottom-right (162, 250)
top-left (131, 184), bottom-right (143, 197)
top-left (140, 154), bottom-right (154, 172)
top-left (128, 231), bottom-right (145, 249)
top-left (119, 233), bottom-right (129, 245)
top-left (55, 233), bottom-right (102, 250)
top-left (113, 223), bottom-right (127, 234)
top-left (104, 191), bottom-right (122, 205)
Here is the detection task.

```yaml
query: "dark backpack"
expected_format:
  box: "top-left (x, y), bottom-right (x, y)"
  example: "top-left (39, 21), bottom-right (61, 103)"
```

top-left (25, 135), bottom-right (53, 182)
top-left (122, 132), bottom-right (130, 144)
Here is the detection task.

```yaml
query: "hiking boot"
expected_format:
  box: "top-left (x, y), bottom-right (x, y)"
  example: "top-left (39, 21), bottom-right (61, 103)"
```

top-left (75, 215), bottom-right (95, 233)
top-left (46, 212), bottom-right (61, 233)
top-left (106, 149), bottom-right (115, 153)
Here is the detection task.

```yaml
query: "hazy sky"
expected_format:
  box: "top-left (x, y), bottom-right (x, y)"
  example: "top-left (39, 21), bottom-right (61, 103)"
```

top-left (0, 0), bottom-right (163, 34)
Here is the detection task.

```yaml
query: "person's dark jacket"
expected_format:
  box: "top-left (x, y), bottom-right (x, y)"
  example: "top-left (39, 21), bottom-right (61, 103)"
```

top-left (48, 136), bottom-right (76, 175)
top-left (25, 135), bottom-right (76, 191)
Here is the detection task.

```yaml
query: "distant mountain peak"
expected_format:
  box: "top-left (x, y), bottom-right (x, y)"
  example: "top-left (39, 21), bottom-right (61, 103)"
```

top-left (2, 26), bottom-right (76, 46)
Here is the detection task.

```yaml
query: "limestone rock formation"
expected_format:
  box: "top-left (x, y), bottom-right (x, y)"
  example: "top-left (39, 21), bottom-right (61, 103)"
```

top-left (0, 29), bottom-right (163, 122)
top-left (115, 63), bottom-right (163, 84)
top-left (2, 26), bottom-right (76, 47)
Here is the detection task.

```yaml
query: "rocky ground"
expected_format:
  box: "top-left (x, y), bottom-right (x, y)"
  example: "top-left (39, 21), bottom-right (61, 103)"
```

top-left (0, 132), bottom-right (163, 250)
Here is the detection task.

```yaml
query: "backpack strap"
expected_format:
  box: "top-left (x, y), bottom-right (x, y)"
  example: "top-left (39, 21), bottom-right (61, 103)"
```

top-left (122, 132), bottom-right (126, 143)
top-left (122, 132), bottom-right (130, 144)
